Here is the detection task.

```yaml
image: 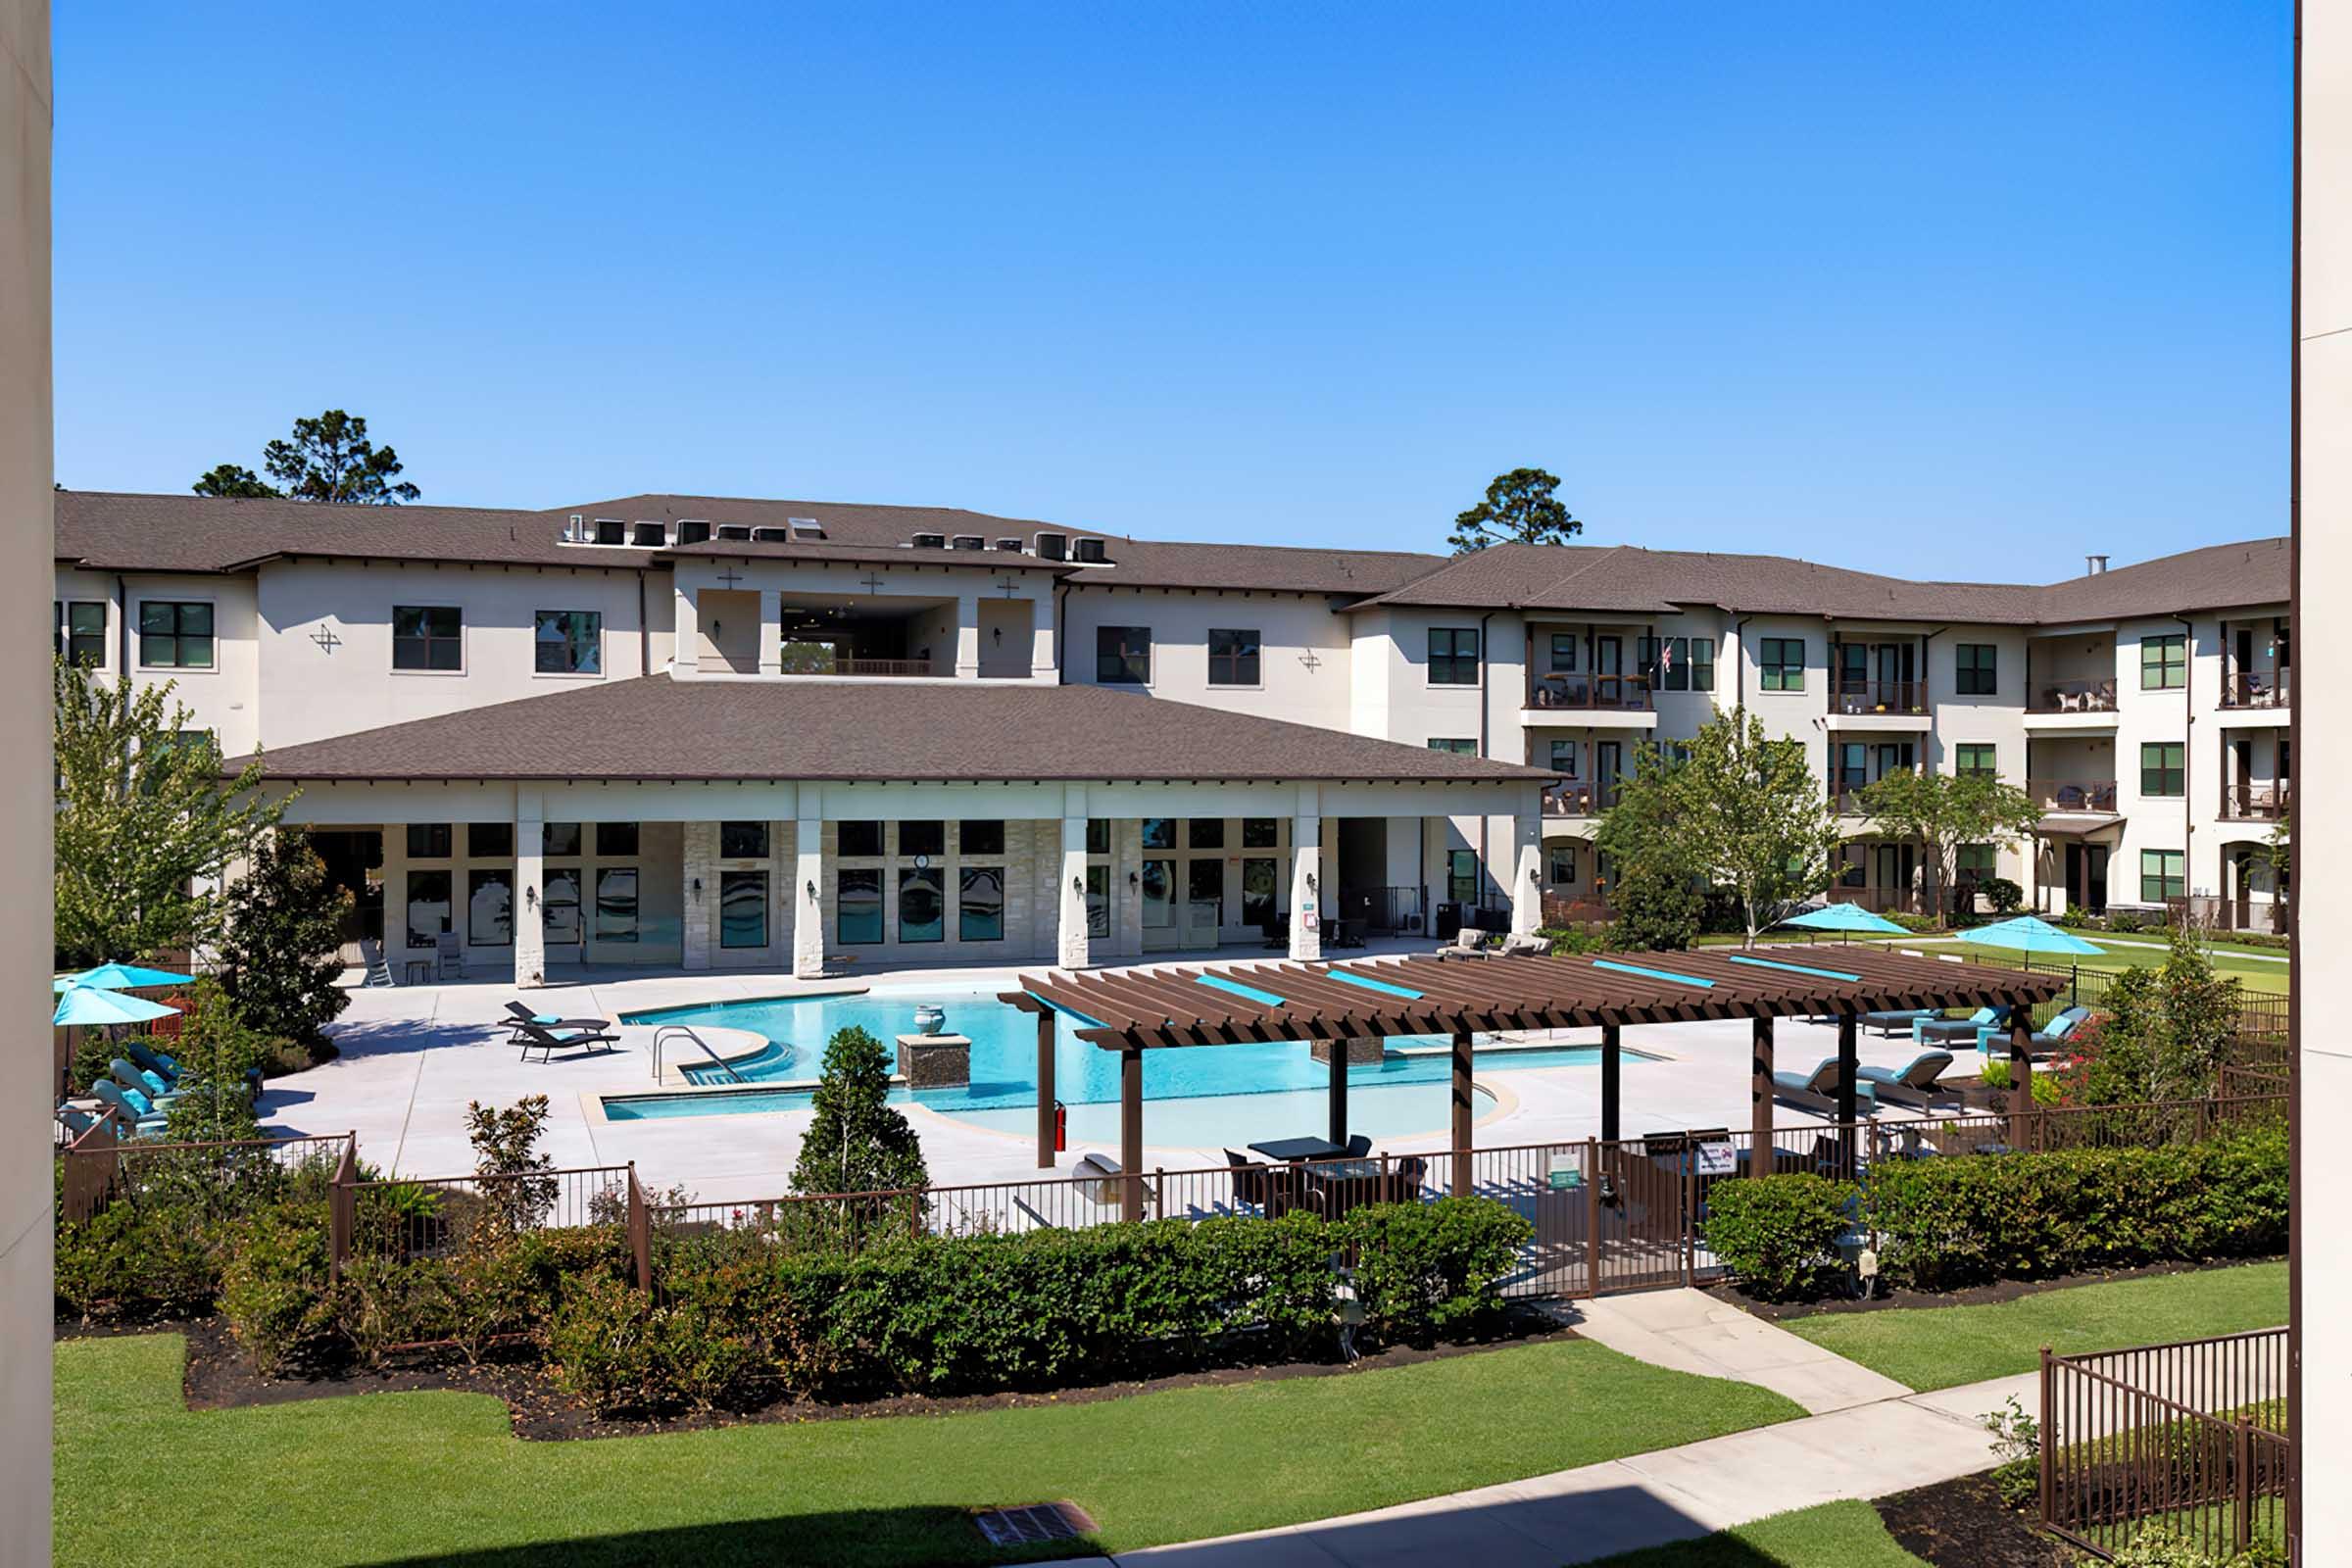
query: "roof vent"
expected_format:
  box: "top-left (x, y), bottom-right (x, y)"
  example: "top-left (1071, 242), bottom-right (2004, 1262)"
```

top-left (752, 526), bottom-right (791, 544)
top-left (952, 534), bottom-right (986, 551)
top-left (565, 513), bottom-right (587, 542)
top-left (1071, 537), bottom-right (1107, 564)
top-left (2085, 555), bottom-right (2109, 575)
top-left (789, 516), bottom-right (827, 539)
top-left (1033, 532), bottom-right (1067, 562)
top-left (912, 532), bottom-right (947, 549)
top-left (994, 537), bottom-right (1024, 552)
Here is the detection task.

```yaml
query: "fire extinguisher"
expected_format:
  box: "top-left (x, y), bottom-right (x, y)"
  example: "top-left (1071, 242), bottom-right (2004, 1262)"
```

top-left (1054, 1101), bottom-right (1068, 1152)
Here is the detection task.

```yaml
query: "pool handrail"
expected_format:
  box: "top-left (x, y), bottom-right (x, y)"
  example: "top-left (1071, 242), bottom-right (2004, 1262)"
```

top-left (651, 1023), bottom-right (747, 1085)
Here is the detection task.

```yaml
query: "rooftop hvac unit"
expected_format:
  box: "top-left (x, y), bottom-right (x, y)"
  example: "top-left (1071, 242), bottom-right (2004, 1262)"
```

top-left (630, 521), bottom-right (666, 547)
top-left (752, 526), bottom-right (790, 543)
top-left (716, 524), bottom-right (753, 541)
top-left (912, 532), bottom-right (947, 549)
top-left (994, 537), bottom-right (1023, 552)
top-left (788, 516), bottom-right (827, 538)
top-left (593, 518), bottom-right (625, 545)
top-left (676, 519), bottom-right (711, 545)
top-left (1033, 532), bottom-right (1067, 561)
top-left (952, 535), bottom-right (985, 550)
top-left (1071, 537), bottom-right (1106, 564)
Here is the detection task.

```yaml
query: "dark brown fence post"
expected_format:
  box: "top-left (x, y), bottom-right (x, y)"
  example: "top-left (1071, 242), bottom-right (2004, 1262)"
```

top-left (626, 1162), bottom-right (651, 1296)
top-left (327, 1135), bottom-right (358, 1281)
top-left (2233, 1414), bottom-right (2254, 1553)
top-left (1583, 1137), bottom-right (1600, 1298)
top-left (2038, 1348), bottom-right (2055, 1531)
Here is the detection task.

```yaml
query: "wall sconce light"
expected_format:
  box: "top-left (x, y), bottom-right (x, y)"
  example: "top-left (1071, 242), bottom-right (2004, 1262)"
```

top-left (1305, 870), bottom-right (1318, 895)
top-left (1129, 870), bottom-right (1140, 888)
top-left (691, 877), bottom-right (702, 898)
top-left (806, 879), bottom-right (818, 903)
top-left (1071, 875), bottom-right (1084, 897)
top-left (525, 886), bottom-right (537, 910)
top-left (993, 626), bottom-right (1004, 646)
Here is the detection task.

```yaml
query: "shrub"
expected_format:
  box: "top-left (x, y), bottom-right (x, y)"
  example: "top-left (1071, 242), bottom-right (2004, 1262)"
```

top-left (1339, 1197), bottom-right (1532, 1340)
top-left (542, 1273), bottom-right (761, 1415)
top-left (220, 1206), bottom-right (338, 1375)
top-left (2110, 1527), bottom-right (2286, 1568)
top-left (1699, 1175), bottom-right (1859, 1301)
top-left (1980, 1058), bottom-right (2061, 1104)
top-left (1983, 1395), bottom-right (2039, 1508)
top-left (1979, 876), bottom-right (2024, 915)
top-left (54, 1200), bottom-right (223, 1319)
top-left (792, 1026), bottom-right (930, 1198)
top-left (1868, 1127), bottom-right (2286, 1291)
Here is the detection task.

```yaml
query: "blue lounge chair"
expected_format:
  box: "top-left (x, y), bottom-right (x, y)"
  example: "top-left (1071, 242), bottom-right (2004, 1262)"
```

top-left (1978, 1005), bottom-right (2092, 1057)
top-left (125, 1040), bottom-right (183, 1082)
top-left (1772, 1057), bottom-right (1878, 1117)
top-left (1856, 1050), bottom-right (1957, 1109)
top-left (1915, 1007), bottom-right (1999, 1046)
top-left (91, 1081), bottom-right (169, 1137)
top-left (110, 1059), bottom-right (183, 1107)
top-left (1860, 1008), bottom-right (1937, 1038)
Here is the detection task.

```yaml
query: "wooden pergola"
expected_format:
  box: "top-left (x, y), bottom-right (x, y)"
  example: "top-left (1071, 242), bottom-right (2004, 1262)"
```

top-left (1003, 948), bottom-right (2067, 1220)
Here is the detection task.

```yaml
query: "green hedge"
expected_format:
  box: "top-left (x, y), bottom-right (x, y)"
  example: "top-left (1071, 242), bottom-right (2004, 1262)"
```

top-left (1699, 1175), bottom-right (1859, 1301)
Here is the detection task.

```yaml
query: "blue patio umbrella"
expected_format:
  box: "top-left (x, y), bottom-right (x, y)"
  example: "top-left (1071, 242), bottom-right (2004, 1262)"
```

top-left (1778, 904), bottom-right (1908, 943)
top-left (52, 961), bottom-right (195, 994)
top-left (1957, 914), bottom-right (2105, 971)
top-left (52, 984), bottom-right (181, 1028)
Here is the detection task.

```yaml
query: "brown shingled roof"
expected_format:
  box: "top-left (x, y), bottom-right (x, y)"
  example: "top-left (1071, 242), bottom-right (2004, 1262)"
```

top-left (2033, 538), bottom-right (2290, 620)
top-left (235, 675), bottom-right (1554, 785)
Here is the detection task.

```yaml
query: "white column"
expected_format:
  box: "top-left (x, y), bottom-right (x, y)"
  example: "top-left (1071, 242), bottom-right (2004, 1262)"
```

top-left (759, 588), bottom-right (783, 675)
top-left (1510, 786), bottom-right (1543, 935)
top-left (514, 786), bottom-right (547, 988)
top-left (1289, 783), bottom-right (1323, 961)
top-left (1058, 786), bottom-right (1091, 969)
top-left (794, 790), bottom-right (826, 979)
top-left (672, 585), bottom-right (700, 679)
top-left (1030, 594), bottom-right (1055, 680)
top-left (955, 592), bottom-right (982, 679)
top-left (681, 820), bottom-right (715, 970)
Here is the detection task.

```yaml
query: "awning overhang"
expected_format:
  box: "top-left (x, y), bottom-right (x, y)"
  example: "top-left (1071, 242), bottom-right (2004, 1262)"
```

top-left (2035, 812), bottom-right (2128, 841)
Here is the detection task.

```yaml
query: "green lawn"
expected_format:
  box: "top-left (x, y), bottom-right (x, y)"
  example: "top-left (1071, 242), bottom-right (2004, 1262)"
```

top-left (1588, 1500), bottom-right (1928, 1566)
top-left (2075, 939), bottom-right (2290, 996)
top-left (57, 1333), bottom-right (1804, 1568)
top-left (1779, 1261), bottom-right (2288, 1392)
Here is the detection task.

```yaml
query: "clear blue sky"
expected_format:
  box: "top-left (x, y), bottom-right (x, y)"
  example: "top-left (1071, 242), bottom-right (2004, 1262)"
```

top-left (53, 3), bottom-right (2289, 581)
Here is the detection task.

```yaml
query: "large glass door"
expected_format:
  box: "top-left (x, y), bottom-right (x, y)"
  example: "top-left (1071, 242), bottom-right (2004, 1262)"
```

top-left (1183, 858), bottom-right (1225, 947)
top-left (1242, 858), bottom-right (1279, 936)
top-left (1140, 858), bottom-right (1178, 950)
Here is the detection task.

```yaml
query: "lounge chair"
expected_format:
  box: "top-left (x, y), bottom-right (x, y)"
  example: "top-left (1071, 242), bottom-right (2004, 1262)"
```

top-left (124, 1040), bottom-right (182, 1083)
top-left (1771, 1058), bottom-right (1877, 1118)
top-left (1914, 1007), bottom-right (1999, 1046)
top-left (56, 1104), bottom-right (102, 1141)
top-left (1438, 927), bottom-right (1491, 959)
top-left (91, 1080), bottom-right (170, 1137)
top-left (503, 1001), bottom-right (612, 1043)
top-left (1856, 1050), bottom-right (1957, 1109)
top-left (109, 1059), bottom-right (183, 1107)
top-left (1494, 932), bottom-right (1550, 957)
top-left (1976, 1004), bottom-right (2092, 1058)
top-left (1860, 1008), bottom-right (1938, 1038)
top-left (514, 1019), bottom-right (617, 1063)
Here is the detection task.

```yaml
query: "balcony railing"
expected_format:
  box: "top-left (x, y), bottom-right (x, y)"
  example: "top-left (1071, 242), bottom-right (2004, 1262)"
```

top-left (2219, 779), bottom-right (2290, 821)
top-left (2221, 668), bottom-right (2292, 710)
top-left (1542, 781), bottom-right (1598, 817)
top-left (2030, 777), bottom-right (2120, 814)
top-left (1831, 679), bottom-right (1928, 717)
top-left (1525, 672), bottom-right (1653, 711)
top-left (2027, 677), bottom-right (2119, 714)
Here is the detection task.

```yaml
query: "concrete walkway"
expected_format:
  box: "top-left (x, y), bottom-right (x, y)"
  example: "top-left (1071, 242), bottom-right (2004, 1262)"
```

top-left (1569, 1289), bottom-right (1913, 1414)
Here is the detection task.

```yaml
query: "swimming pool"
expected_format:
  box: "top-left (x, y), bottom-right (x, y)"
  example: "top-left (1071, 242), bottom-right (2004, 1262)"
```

top-left (611, 987), bottom-right (1638, 1145)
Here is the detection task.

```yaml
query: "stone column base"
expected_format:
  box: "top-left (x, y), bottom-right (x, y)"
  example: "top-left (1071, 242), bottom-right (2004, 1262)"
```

top-left (897, 1034), bottom-right (972, 1088)
top-left (1309, 1037), bottom-right (1386, 1066)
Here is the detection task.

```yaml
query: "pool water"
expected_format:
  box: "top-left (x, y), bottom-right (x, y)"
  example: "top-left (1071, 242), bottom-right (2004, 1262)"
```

top-left (611, 987), bottom-right (1631, 1145)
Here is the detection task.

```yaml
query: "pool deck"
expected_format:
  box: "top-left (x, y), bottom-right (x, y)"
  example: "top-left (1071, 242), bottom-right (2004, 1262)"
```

top-left (276, 953), bottom-right (1996, 1203)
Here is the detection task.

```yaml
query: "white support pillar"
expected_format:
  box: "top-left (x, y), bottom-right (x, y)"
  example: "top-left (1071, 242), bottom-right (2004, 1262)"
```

top-left (1510, 786), bottom-right (1543, 936)
top-left (794, 789), bottom-right (826, 979)
top-left (681, 820), bottom-right (715, 970)
top-left (955, 592), bottom-right (982, 679)
top-left (514, 786), bottom-right (547, 988)
top-left (1030, 595), bottom-right (1056, 680)
top-left (1058, 786), bottom-right (1091, 969)
top-left (759, 588), bottom-right (783, 675)
top-left (1289, 783), bottom-right (1323, 962)
top-left (672, 586), bottom-right (699, 679)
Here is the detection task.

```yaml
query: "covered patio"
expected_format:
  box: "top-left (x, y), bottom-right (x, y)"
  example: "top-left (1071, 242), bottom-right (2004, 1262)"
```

top-left (1005, 947), bottom-right (2068, 1220)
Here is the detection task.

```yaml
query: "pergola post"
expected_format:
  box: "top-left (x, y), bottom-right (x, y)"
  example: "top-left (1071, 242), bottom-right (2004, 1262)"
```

top-left (1836, 1012), bottom-right (1860, 1177)
top-left (1120, 1045), bottom-right (1145, 1221)
top-left (1599, 1022), bottom-right (1622, 1144)
top-left (2009, 1002), bottom-right (2035, 1149)
top-left (1449, 1029), bottom-right (1474, 1196)
top-left (1035, 1008), bottom-right (1056, 1169)
top-left (1327, 1040), bottom-right (1348, 1151)
top-left (1750, 1016), bottom-right (1775, 1172)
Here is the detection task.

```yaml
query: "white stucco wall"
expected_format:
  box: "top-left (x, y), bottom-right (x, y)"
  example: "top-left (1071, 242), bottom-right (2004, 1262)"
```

top-left (1059, 585), bottom-right (1355, 728)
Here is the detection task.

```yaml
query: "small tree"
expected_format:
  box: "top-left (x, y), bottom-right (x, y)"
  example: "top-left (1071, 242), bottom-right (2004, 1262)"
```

top-left (792, 1026), bottom-right (929, 1198)
top-left (1641, 710), bottom-right (1841, 947)
top-left (161, 981), bottom-right (270, 1143)
top-left (2054, 920), bottom-right (2242, 1104)
top-left (1447, 467), bottom-right (1582, 554)
top-left (465, 1095), bottom-right (558, 1233)
top-left (53, 660), bottom-right (283, 967)
top-left (1854, 767), bottom-right (2040, 922)
top-left (218, 829), bottom-right (353, 1051)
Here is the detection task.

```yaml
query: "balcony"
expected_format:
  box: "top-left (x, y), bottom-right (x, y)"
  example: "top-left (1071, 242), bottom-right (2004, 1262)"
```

top-left (1830, 679), bottom-right (1929, 724)
top-left (1542, 780), bottom-right (1608, 817)
top-left (2219, 779), bottom-right (2290, 821)
top-left (2030, 777), bottom-right (2120, 815)
top-left (2220, 668), bottom-right (2292, 711)
top-left (2026, 677), bottom-right (2119, 714)
top-left (1525, 672), bottom-right (1654, 713)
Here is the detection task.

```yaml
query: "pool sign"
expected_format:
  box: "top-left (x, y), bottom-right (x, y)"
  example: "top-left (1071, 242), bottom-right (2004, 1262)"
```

top-left (1547, 1153), bottom-right (1583, 1191)
top-left (1695, 1141), bottom-right (1738, 1177)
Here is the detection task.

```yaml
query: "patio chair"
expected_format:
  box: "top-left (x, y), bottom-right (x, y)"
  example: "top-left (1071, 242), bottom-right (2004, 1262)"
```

top-left (359, 938), bottom-right (396, 988)
top-left (56, 1104), bottom-right (102, 1141)
top-left (1976, 1004), bottom-right (2092, 1058)
top-left (435, 931), bottom-right (465, 981)
top-left (1438, 926), bottom-right (1491, 959)
top-left (1855, 1050), bottom-right (1958, 1110)
top-left (503, 1001), bottom-right (613, 1044)
top-left (1859, 1007), bottom-right (1937, 1038)
top-left (109, 1059), bottom-right (183, 1108)
top-left (124, 1039), bottom-right (183, 1083)
top-left (90, 1080), bottom-right (170, 1137)
top-left (1914, 1007), bottom-right (2000, 1046)
top-left (2056, 784), bottom-right (2085, 809)
top-left (1771, 1058), bottom-right (1877, 1118)
top-left (514, 1018), bottom-right (617, 1063)
top-left (1344, 1134), bottom-right (1372, 1157)
top-left (1384, 1155), bottom-right (1430, 1202)
top-left (1494, 932), bottom-right (1550, 957)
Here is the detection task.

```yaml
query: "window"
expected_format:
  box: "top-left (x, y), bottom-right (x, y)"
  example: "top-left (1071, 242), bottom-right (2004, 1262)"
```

top-left (1760, 637), bottom-right (1805, 692)
top-left (898, 866), bottom-right (945, 942)
top-left (542, 869), bottom-right (581, 944)
top-left (1086, 818), bottom-right (1110, 856)
top-left (542, 822), bottom-right (581, 858)
top-left (595, 821), bottom-right (639, 857)
top-left (719, 821), bottom-right (768, 858)
top-left (392, 606), bottom-right (462, 671)
top-left (838, 820), bottom-right (883, 858)
top-left (534, 610), bottom-right (602, 674)
top-left (1446, 849), bottom-right (1479, 905)
top-left (467, 822), bottom-right (514, 858)
top-left (1241, 817), bottom-right (1278, 849)
top-left (899, 819), bottom-right (945, 858)
top-left (55, 602), bottom-right (105, 666)
top-left (2140, 849), bottom-right (2185, 904)
top-left (720, 871), bottom-right (767, 949)
top-left (1141, 817), bottom-right (1176, 850)
top-left (407, 823), bottom-right (452, 859)
top-left (1085, 865), bottom-right (1109, 937)
top-left (405, 870), bottom-right (452, 950)
top-left (1956, 643), bottom-right (1998, 696)
top-left (1548, 739), bottom-right (1579, 775)
top-left (1690, 637), bottom-right (1715, 693)
top-left (1427, 627), bottom-right (1481, 685)
top-left (1549, 844), bottom-right (1578, 885)
top-left (1188, 818), bottom-right (1224, 850)
top-left (837, 868), bottom-right (883, 944)
top-left (1096, 625), bottom-right (1151, 684)
top-left (2140, 742), bottom-right (2185, 798)
top-left (2141, 634), bottom-right (2186, 691)
top-left (467, 868), bottom-right (514, 946)
top-left (1428, 738), bottom-right (1478, 755)
top-left (959, 819), bottom-right (1004, 856)
top-left (594, 867), bottom-right (639, 942)
top-left (1207, 628), bottom-right (1260, 686)
top-left (958, 866), bottom-right (1004, 940)
top-left (1955, 744), bottom-right (1998, 780)
top-left (138, 601), bottom-right (213, 668)
top-left (1241, 858), bottom-right (1278, 928)
top-left (1548, 633), bottom-right (1578, 672)
top-left (1636, 635), bottom-right (1660, 685)
top-left (1956, 844), bottom-right (1997, 883)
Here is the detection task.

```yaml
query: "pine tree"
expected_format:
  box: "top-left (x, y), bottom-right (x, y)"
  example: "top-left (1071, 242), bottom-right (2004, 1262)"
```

top-left (792, 1026), bottom-right (930, 1197)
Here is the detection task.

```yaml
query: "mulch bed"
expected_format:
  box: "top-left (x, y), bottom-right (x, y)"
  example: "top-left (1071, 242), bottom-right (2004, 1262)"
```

top-left (1722, 1253), bottom-right (2283, 1324)
top-left (62, 1305), bottom-right (1579, 1443)
top-left (1874, 1472), bottom-right (2075, 1568)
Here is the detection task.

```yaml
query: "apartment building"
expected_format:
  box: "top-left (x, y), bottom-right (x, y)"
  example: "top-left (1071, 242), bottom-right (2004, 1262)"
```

top-left (51, 490), bottom-right (2287, 983)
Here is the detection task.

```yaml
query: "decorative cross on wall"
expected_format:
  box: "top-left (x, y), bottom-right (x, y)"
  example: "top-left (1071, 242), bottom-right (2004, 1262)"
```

top-left (995, 576), bottom-right (1022, 599)
top-left (1297, 650), bottom-right (1322, 672)
top-left (860, 572), bottom-right (887, 595)
top-left (310, 625), bottom-right (343, 655)
top-left (716, 566), bottom-right (745, 590)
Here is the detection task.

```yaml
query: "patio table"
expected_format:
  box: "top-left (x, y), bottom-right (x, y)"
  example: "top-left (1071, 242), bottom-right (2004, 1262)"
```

top-left (1249, 1136), bottom-right (1346, 1162)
